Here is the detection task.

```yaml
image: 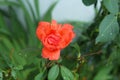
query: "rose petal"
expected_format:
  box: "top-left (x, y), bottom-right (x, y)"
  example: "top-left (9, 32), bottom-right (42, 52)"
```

top-left (51, 20), bottom-right (57, 24)
top-left (42, 47), bottom-right (60, 60)
top-left (36, 22), bottom-right (51, 40)
top-left (51, 20), bottom-right (62, 31)
top-left (59, 24), bottom-right (75, 48)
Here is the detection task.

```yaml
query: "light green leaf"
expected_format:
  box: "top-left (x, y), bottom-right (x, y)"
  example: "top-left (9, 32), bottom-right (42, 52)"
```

top-left (82, 0), bottom-right (97, 6)
top-left (103, 0), bottom-right (119, 14)
top-left (11, 70), bottom-right (17, 79)
top-left (96, 14), bottom-right (119, 43)
top-left (94, 66), bottom-right (113, 80)
top-left (35, 72), bottom-right (43, 80)
top-left (48, 65), bottom-right (59, 80)
top-left (60, 66), bottom-right (74, 80)
top-left (0, 72), bottom-right (3, 80)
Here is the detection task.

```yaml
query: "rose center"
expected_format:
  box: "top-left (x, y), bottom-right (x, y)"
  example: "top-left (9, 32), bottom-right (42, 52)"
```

top-left (47, 34), bottom-right (60, 45)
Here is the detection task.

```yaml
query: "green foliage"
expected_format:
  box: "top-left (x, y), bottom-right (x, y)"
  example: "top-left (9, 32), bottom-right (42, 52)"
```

top-left (0, 0), bottom-right (120, 80)
top-left (94, 66), bottom-right (113, 80)
top-left (60, 66), bottom-right (74, 80)
top-left (43, 1), bottom-right (58, 22)
top-left (48, 65), bottom-right (59, 80)
top-left (103, 0), bottom-right (119, 14)
top-left (0, 72), bottom-right (2, 80)
top-left (96, 14), bottom-right (119, 43)
top-left (82, 0), bottom-right (97, 6)
top-left (34, 72), bottom-right (44, 80)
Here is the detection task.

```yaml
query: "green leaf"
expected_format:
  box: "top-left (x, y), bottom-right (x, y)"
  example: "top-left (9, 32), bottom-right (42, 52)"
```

top-left (0, 9), bottom-right (9, 17)
top-left (0, 13), bottom-right (6, 28)
top-left (0, 28), bottom-right (10, 36)
top-left (94, 66), bottom-right (113, 80)
top-left (12, 53), bottom-right (26, 70)
top-left (2, 37), bottom-right (14, 51)
top-left (35, 72), bottom-right (43, 80)
top-left (11, 70), bottom-right (17, 79)
top-left (34, 0), bottom-right (40, 20)
top-left (0, 72), bottom-right (3, 80)
top-left (35, 70), bottom-right (47, 80)
top-left (43, 1), bottom-right (58, 21)
top-left (71, 43), bottom-right (80, 54)
top-left (26, 0), bottom-right (36, 22)
top-left (82, 0), bottom-right (97, 6)
top-left (18, 48), bottom-right (41, 63)
top-left (96, 14), bottom-right (119, 43)
top-left (0, 56), bottom-right (8, 70)
top-left (8, 7), bottom-right (27, 42)
top-left (0, 43), bottom-right (11, 68)
top-left (60, 66), bottom-right (74, 80)
top-left (0, 1), bottom-right (20, 7)
top-left (71, 43), bottom-right (81, 58)
top-left (103, 0), bottom-right (119, 14)
top-left (18, 0), bottom-right (37, 46)
top-left (48, 65), bottom-right (59, 80)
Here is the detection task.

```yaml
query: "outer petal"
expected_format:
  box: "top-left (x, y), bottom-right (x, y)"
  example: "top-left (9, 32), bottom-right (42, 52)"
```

top-left (59, 24), bottom-right (75, 48)
top-left (42, 47), bottom-right (60, 60)
top-left (50, 20), bottom-right (62, 31)
top-left (36, 22), bottom-right (50, 41)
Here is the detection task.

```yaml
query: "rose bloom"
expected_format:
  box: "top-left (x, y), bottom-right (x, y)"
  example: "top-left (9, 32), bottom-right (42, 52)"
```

top-left (36, 20), bottom-right (75, 60)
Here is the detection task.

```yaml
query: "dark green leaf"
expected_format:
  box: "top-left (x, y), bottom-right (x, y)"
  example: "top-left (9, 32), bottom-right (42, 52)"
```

top-left (48, 65), bottom-right (59, 80)
top-left (60, 66), bottom-right (74, 80)
top-left (96, 14), bottom-right (119, 43)
top-left (0, 43), bottom-right (11, 69)
top-left (82, 0), bottom-right (97, 6)
top-left (71, 43), bottom-right (80, 54)
top-left (0, 9), bottom-right (9, 17)
top-left (0, 1), bottom-right (20, 7)
top-left (0, 13), bottom-right (6, 28)
top-left (0, 56), bottom-right (8, 70)
top-left (103, 0), bottom-right (119, 14)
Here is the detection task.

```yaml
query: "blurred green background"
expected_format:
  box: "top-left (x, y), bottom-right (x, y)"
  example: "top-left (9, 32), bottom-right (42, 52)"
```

top-left (0, 0), bottom-right (120, 80)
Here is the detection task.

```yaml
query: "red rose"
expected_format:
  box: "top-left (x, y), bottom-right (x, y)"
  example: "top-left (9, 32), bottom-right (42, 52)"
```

top-left (36, 20), bottom-right (75, 60)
